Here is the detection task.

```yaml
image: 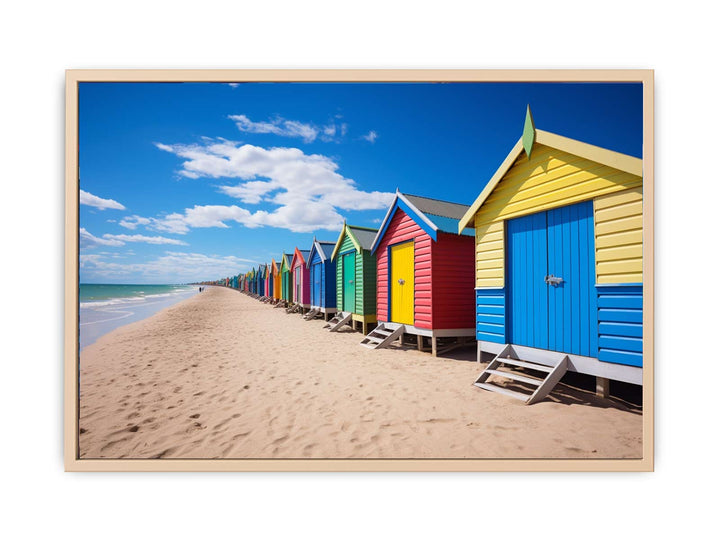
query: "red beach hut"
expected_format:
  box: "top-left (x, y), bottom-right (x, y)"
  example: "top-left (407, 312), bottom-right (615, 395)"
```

top-left (367, 191), bottom-right (476, 355)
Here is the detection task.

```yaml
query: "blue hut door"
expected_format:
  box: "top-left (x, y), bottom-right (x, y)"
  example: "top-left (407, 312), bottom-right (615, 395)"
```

top-left (312, 263), bottom-right (322, 306)
top-left (507, 201), bottom-right (598, 357)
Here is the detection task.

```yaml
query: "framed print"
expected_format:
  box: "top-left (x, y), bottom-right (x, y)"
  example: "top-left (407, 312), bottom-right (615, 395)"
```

top-left (65, 69), bottom-right (653, 471)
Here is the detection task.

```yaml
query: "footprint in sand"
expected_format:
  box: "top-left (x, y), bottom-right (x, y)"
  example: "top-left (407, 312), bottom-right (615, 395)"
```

top-left (189, 413), bottom-right (200, 419)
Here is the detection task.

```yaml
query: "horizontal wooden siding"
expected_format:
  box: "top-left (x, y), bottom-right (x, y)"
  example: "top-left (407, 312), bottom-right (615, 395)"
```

top-left (474, 144), bottom-right (642, 287)
top-left (476, 288), bottom-right (506, 343)
top-left (432, 232), bottom-right (476, 329)
top-left (597, 285), bottom-right (643, 367)
top-left (375, 208), bottom-right (432, 328)
top-left (594, 187), bottom-right (643, 284)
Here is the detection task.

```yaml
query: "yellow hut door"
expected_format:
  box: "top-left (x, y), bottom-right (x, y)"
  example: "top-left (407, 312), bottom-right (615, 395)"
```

top-left (390, 242), bottom-right (414, 325)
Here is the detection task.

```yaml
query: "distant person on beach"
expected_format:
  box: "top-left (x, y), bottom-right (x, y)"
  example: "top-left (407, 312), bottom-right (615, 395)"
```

top-left (199, 287), bottom-right (202, 293)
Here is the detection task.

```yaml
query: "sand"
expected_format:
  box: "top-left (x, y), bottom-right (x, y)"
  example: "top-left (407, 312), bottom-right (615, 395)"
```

top-left (78, 286), bottom-right (643, 459)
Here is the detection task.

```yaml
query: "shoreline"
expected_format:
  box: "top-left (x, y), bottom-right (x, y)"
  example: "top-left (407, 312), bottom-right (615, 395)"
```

top-left (79, 286), bottom-right (642, 459)
top-left (79, 286), bottom-right (198, 350)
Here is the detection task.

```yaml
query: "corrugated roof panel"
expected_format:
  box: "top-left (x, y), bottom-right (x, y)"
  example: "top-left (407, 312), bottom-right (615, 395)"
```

top-left (348, 226), bottom-right (378, 250)
top-left (403, 193), bottom-right (470, 220)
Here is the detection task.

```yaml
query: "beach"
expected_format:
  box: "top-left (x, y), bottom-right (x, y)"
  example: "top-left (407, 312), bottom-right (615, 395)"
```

top-left (79, 286), bottom-right (642, 459)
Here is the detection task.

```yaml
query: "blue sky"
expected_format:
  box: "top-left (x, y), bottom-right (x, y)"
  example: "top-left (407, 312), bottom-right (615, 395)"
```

top-left (79, 82), bottom-right (642, 284)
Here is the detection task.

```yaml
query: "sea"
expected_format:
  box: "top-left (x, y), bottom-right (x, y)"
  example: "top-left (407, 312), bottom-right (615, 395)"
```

top-left (79, 284), bottom-right (200, 350)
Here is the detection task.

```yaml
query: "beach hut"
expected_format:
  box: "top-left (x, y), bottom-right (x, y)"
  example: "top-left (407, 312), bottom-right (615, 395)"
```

top-left (290, 247), bottom-right (311, 313)
top-left (264, 263), bottom-right (273, 298)
top-left (306, 239), bottom-right (337, 320)
top-left (250, 268), bottom-right (257, 295)
top-left (366, 192), bottom-right (476, 355)
top-left (328, 224), bottom-right (379, 334)
top-left (271, 258), bottom-right (282, 302)
top-left (457, 107), bottom-right (644, 403)
top-left (256, 264), bottom-right (266, 297)
top-left (280, 252), bottom-right (293, 304)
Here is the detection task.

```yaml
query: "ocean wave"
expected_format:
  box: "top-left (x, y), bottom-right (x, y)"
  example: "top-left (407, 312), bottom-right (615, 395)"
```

top-left (80, 289), bottom-right (193, 309)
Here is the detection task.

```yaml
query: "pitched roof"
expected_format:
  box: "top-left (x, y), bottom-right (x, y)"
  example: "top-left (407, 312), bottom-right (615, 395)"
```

top-left (307, 240), bottom-right (336, 266)
top-left (347, 225), bottom-right (377, 250)
top-left (403, 193), bottom-right (469, 220)
top-left (291, 247), bottom-right (311, 268)
top-left (370, 191), bottom-right (473, 253)
top-left (458, 116), bottom-right (643, 231)
top-left (330, 224), bottom-right (379, 261)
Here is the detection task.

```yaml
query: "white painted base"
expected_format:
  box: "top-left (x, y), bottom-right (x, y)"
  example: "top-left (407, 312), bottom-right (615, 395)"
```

top-left (312, 305), bottom-right (337, 314)
top-left (380, 322), bottom-right (475, 338)
top-left (477, 341), bottom-right (643, 386)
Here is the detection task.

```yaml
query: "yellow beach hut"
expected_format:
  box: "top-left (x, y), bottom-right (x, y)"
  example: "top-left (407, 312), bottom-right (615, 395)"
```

top-left (458, 107), bottom-right (644, 404)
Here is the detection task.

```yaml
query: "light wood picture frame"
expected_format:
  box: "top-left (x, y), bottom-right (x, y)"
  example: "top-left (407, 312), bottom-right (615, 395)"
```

top-left (66, 69), bottom-right (653, 472)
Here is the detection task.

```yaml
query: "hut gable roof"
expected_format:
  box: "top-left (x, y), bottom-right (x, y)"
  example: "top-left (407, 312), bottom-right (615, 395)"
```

top-left (279, 252), bottom-right (293, 272)
top-left (306, 239), bottom-right (336, 267)
top-left (330, 223), bottom-right (379, 261)
top-left (370, 191), bottom-right (473, 254)
top-left (458, 109), bottom-right (643, 232)
top-left (290, 247), bottom-right (310, 269)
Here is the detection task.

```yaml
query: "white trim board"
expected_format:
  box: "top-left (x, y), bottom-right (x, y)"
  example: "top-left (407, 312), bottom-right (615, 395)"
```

top-left (477, 341), bottom-right (643, 385)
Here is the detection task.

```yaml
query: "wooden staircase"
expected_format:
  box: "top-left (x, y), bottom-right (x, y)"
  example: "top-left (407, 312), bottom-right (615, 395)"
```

top-left (286, 303), bottom-right (301, 314)
top-left (359, 324), bottom-right (405, 349)
top-left (474, 344), bottom-right (568, 405)
top-left (323, 311), bottom-right (352, 332)
top-left (303, 308), bottom-right (320, 320)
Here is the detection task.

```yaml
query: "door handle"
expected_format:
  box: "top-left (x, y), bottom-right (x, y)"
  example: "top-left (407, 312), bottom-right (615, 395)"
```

top-left (349, 280), bottom-right (354, 284)
top-left (398, 279), bottom-right (405, 285)
top-left (544, 274), bottom-right (564, 287)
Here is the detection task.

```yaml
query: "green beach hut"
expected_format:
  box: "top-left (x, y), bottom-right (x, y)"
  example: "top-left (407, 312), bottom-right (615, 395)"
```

top-left (330, 223), bottom-right (379, 334)
top-left (280, 252), bottom-right (293, 304)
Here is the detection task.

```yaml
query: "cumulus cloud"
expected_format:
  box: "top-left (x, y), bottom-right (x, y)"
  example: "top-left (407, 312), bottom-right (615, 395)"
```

top-left (362, 130), bottom-right (379, 143)
top-left (79, 190), bottom-right (126, 210)
top-left (151, 139), bottom-right (393, 233)
top-left (119, 215), bottom-right (152, 230)
top-left (80, 228), bottom-right (124, 248)
top-left (80, 251), bottom-right (258, 282)
top-left (101, 233), bottom-right (188, 245)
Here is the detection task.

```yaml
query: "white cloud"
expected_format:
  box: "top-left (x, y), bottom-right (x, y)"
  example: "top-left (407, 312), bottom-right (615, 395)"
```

top-left (229, 114), bottom-right (319, 143)
top-left (80, 228), bottom-right (124, 248)
top-left (362, 130), bottom-right (379, 143)
top-left (80, 251), bottom-right (258, 282)
top-left (151, 139), bottom-right (394, 233)
top-left (80, 227), bottom-right (188, 248)
top-left (119, 215), bottom-right (152, 230)
top-left (79, 190), bottom-right (126, 210)
top-left (102, 233), bottom-right (188, 245)
top-left (227, 113), bottom-right (347, 144)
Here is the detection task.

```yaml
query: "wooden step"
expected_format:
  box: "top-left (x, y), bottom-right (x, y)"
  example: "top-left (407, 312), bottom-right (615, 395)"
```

top-left (473, 382), bottom-right (530, 402)
top-left (358, 324), bottom-right (405, 350)
top-left (484, 369), bottom-right (542, 386)
top-left (325, 312), bottom-right (352, 332)
top-left (496, 357), bottom-right (554, 373)
top-left (473, 345), bottom-right (569, 405)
